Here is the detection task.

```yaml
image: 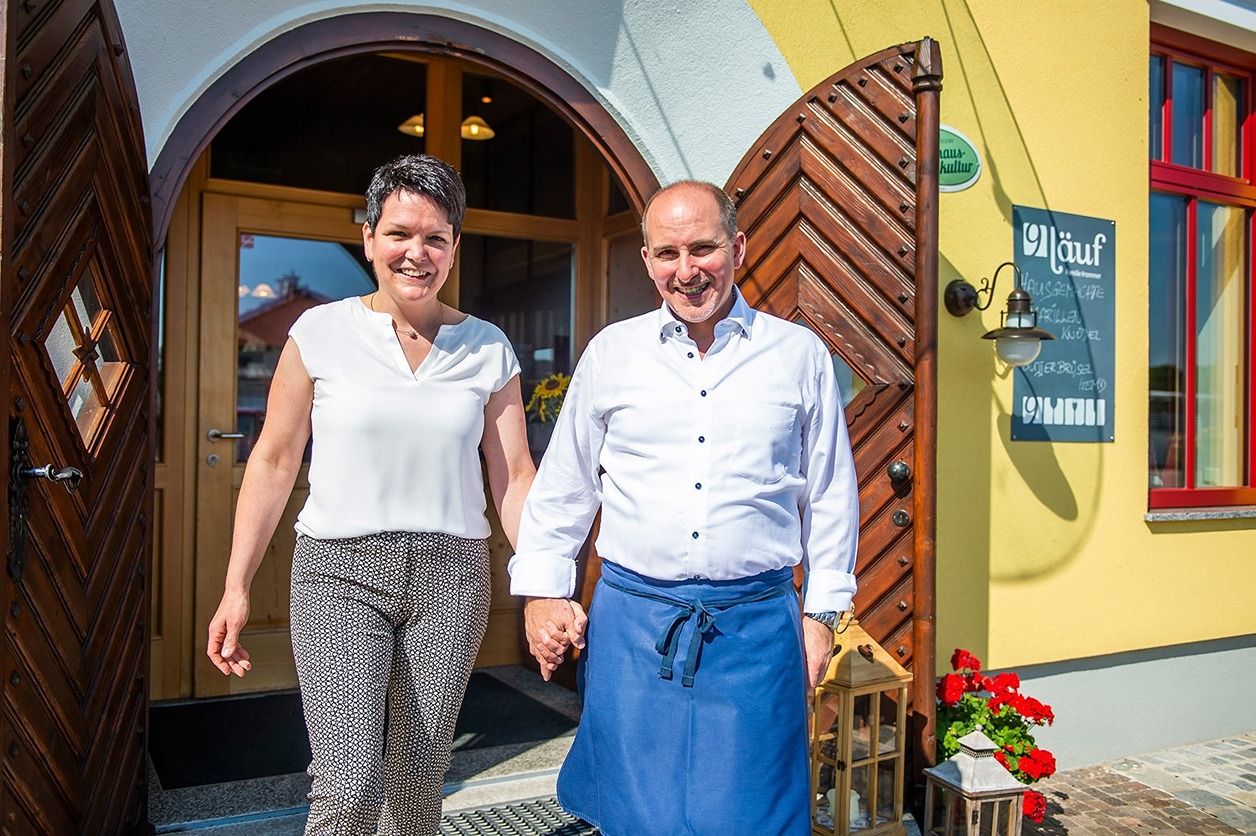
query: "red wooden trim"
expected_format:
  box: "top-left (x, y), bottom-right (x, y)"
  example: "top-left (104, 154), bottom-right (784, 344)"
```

top-left (1184, 196), bottom-right (1198, 488)
top-left (1152, 24), bottom-right (1256, 72)
top-left (148, 12), bottom-right (659, 245)
top-left (1151, 161), bottom-right (1256, 206)
top-left (1150, 486), bottom-right (1256, 508)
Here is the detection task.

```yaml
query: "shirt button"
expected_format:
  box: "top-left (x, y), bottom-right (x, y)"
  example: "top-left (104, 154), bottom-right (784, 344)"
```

top-left (687, 352), bottom-right (695, 359)
top-left (698, 435), bottom-right (705, 443)
top-left (675, 326), bottom-right (682, 334)
top-left (692, 574), bottom-right (706, 580)
top-left (695, 482), bottom-right (702, 490)
top-left (700, 389), bottom-right (707, 397)
top-left (691, 531), bottom-right (700, 539)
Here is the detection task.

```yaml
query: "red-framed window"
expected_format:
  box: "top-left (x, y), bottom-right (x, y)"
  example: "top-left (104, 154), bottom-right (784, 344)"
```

top-left (1149, 25), bottom-right (1256, 509)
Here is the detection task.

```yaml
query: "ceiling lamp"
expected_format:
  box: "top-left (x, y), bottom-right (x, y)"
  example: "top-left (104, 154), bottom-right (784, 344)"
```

top-left (461, 115), bottom-right (495, 141)
top-left (397, 113), bottom-right (425, 138)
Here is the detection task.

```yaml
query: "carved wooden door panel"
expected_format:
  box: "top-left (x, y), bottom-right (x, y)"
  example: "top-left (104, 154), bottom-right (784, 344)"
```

top-left (3, 0), bottom-right (154, 831)
top-left (726, 40), bottom-right (942, 756)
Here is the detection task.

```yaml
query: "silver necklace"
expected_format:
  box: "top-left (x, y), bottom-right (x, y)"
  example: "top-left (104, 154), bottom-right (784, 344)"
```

top-left (370, 292), bottom-right (442, 340)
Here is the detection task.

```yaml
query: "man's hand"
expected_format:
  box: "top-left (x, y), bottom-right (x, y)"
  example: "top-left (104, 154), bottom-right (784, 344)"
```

top-left (524, 597), bottom-right (588, 681)
top-left (802, 616), bottom-right (835, 690)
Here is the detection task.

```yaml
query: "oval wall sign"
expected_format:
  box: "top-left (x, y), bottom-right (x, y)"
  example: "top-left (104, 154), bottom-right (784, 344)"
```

top-left (939, 125), bottom-right (982, 192)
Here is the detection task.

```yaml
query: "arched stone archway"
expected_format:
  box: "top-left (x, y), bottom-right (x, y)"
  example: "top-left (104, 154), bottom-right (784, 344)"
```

top-left (147, 12), bottom-right (661, 245)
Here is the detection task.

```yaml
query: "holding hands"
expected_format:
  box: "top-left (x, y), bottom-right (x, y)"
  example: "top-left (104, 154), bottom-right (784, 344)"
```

top-left (524, 597), bottom-right (588, 681)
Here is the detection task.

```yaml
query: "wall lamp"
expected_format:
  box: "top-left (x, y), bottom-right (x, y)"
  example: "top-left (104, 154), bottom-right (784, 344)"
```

top-left (944, 262), bottom-right (1055, 367)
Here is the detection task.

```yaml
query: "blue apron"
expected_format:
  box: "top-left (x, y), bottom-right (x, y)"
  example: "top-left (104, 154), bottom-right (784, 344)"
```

top-left (557, 561), bottom-right (812, 836)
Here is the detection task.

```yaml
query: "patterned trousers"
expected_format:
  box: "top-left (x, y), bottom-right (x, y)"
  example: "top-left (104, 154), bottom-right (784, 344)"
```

top-left (290, 531), bottom-right (491, 836)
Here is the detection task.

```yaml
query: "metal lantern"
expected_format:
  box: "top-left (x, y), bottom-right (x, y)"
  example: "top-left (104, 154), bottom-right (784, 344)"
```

top-left (923, 729), bottom-right (1026, 836)
top-left (810, 618), bottom-right (913, 835)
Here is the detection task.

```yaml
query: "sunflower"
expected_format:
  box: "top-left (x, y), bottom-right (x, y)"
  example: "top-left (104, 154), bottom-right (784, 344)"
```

top-left (526, 373), bottom-right (571, 423)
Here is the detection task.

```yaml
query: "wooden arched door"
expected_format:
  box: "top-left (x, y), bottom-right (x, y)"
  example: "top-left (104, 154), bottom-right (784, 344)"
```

top-left (726, 39), bottom-right (942, 762)
top-left (2, 0), bottom-right (154, 831)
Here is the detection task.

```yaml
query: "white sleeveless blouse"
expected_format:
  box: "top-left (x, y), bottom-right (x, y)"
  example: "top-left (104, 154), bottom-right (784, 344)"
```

top-left (288, 297), bottom-right (520, 540)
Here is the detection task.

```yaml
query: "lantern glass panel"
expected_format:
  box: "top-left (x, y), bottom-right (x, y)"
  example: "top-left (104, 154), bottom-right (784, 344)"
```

top-left (979, 799), bottom-right (1017, 835)
top-left (850, 764), bottom-right (872, 830)
top-left (878, 691), bottom-right (901, 755)
top-left (814, 758), bottom-right (838, 831)
top-left (852, 693), bottom-right (873, 760)
top-left (817, 690), bottom-right (843, 748)
top-left (876, 759), bottom-right (898, 824)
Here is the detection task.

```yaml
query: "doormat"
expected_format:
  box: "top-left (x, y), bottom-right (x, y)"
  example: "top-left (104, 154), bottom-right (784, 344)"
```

top-left (149, 672), bottom-right (577, 790)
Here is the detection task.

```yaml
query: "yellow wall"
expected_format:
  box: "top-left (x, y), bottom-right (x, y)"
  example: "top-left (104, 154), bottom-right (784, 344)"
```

top-left (748, 0), bottom-right (1256, 669)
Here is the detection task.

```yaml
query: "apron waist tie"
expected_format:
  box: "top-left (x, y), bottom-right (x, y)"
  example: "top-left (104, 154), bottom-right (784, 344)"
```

top-left (600, 576), bottom-right (790, 687)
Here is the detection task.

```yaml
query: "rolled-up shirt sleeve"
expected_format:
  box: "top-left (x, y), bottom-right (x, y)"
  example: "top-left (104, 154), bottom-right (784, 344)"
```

top-left (799, 339), bottom-right (860, 614)
top-left (508, 348), bottom-right (605, 598)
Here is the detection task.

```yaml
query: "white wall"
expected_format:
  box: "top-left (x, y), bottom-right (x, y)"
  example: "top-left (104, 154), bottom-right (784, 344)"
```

top-left (1005, 636), bottom-right (1256, 769)
top-left (113, 0), bottom-right (802, 187)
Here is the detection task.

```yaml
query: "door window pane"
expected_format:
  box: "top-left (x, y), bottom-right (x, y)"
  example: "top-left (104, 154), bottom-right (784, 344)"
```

top-left (42, 270), bottom-right (128, 444)
top-left (1171, 62), bottom-right (1204, 168)
top-left (210, 54), bottom-right (429, 194)
top-left (1194, 203), bottom-right (1247, 487)
top-left (1213, 73), bottom-right (1244, 178)
top-left (1150, 55), bottom-right (1165, 161)
top-left (236, 234), bottom-right (374, 462)
top-left (1149, 194), bottom-right (1187, 488)
top-left (461, 72), bottom-right (575, 218)
top-left (460, 234), bottom-right (574, 461)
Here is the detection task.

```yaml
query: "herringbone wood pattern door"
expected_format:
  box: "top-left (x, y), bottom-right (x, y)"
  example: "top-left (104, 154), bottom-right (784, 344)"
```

top-left (726, 40), bottom-right (942, 757)
top-left (3, 0), bottom-right (154, 830)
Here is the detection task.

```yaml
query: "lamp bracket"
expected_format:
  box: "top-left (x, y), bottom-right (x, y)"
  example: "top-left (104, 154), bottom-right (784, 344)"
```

top-left (943, 261), bottom-right (1022, 317)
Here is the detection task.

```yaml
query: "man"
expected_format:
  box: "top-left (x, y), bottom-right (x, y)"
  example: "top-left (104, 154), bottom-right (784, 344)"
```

top-left (508, 180), bottom-right (859, 835)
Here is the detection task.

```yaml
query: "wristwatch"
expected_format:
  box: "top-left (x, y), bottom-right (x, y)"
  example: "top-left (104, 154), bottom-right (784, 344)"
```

top-left (805, 611), bottom-right (839, 629)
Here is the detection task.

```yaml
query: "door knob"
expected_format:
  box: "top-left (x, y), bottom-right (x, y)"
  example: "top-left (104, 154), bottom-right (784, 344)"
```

top-left (19, 464), bottom-right (83, 494)
top-left (887, 460), bottom-right (912, 482)
top-left (207, 428), bottom-right (246, 442)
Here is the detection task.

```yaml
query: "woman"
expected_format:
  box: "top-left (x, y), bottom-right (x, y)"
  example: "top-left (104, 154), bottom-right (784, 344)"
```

top-left (206, 154), bottom-right (535, 835)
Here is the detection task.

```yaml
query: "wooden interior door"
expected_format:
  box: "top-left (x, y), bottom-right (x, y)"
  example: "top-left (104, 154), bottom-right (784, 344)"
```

top-left (3, 0), bottom-right (155, 830)
top-left (725, 40), bottom-right (942, 762)
top-left (193, 195), bottom-right (368, 697)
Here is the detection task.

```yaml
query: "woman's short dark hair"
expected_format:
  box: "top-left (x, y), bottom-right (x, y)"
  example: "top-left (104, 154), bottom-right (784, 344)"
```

top-left (365, 154), bottom-right (467, 236)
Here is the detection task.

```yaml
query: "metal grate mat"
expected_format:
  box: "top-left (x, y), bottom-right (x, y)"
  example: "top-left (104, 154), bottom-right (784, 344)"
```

top-left (440, 797), bottom-right (599, 836)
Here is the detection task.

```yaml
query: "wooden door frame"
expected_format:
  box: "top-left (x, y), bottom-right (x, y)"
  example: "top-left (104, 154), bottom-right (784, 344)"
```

top-left (147, 12), bottom-right (660, 249)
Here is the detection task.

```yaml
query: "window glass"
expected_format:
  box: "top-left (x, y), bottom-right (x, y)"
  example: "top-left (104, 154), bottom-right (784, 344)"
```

top-left (1212, 73), bottom-right (1243, 178)
top-left (1170, 62), bottom-right (1204, 168)
top-left (236, 234), bottom-right (374, 463)
top-left (210, 54), bottom-right (428, 195)
top-left (1148, 194), bottom-right (1187, 488)
top-left (459, 233), bottom-right (574, 461)
top-left (460, 72), bottom-right (575, 218)
top-left (42, 270), bottom-right (128, 444)
top-left (1194, 202), bottom-right (1247, 487)
top-left (1149, 55), bottom-right (1165, 161)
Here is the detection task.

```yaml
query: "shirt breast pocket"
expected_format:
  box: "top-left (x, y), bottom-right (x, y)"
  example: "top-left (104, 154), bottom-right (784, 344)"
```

top-left (731, 404), bottom-right (800, 485)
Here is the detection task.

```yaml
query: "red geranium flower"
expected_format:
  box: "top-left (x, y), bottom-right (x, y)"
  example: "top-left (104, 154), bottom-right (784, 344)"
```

top-left (1023, 789), bottom-right (1047, 823)
top-left (1014, 695), bottom-right (1055, 725)
top-left (989, 671), bottom-right (1020, 693)
top-left (951, 648), bottom-right (982, 672)
top-left (965, 672), bottom-right (989, 692)
top-left (936, 673), bottom-right (966, 706)
top-left (994, 750), bottom-right (1009, 768)
top-left (1019, 748), bottom-right (1057, 781)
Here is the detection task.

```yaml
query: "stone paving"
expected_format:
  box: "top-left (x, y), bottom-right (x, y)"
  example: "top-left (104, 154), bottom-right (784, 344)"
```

top-left (1024, 734), bottom-right (1256, 835)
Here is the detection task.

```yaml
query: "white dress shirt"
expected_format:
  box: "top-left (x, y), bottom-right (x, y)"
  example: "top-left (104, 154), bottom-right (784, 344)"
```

top-left (289, 298), bottom-right (520, 540)
top-left (508, 288), bottom-right (859, 613)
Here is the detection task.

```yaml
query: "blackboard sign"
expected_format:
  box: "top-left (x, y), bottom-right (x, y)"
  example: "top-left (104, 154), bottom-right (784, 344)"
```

top-left (1011, 206), bottom-right (1115, 442)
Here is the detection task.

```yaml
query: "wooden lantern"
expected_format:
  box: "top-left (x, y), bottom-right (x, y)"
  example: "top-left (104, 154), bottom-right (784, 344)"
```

top-left (810, 618), bottom-right (912, 835)
top-left (922, 729), bottom-right (1026, 836)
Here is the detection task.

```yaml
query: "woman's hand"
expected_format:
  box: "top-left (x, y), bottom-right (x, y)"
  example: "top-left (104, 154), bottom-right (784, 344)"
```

top-left (206, 590), bottom-right (253, 677)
